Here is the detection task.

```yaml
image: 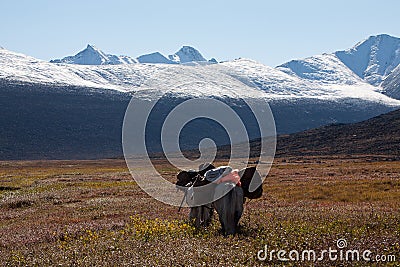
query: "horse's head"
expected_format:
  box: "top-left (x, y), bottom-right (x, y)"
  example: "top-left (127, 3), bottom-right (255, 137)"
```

top-left (176, 170), bottom-right (198, 188)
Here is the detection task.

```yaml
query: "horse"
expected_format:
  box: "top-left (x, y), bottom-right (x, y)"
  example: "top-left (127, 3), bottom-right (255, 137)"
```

top-left (176, 164), bottom-right (262, 235)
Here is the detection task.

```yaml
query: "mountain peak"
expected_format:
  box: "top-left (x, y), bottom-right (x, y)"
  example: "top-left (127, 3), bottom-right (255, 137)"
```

top-left (50, 44), bottom-right (215, 65)
top-left (335, 34), bottom-right (400, 85)
top-left (82, 44), bottom-right (108, 58)
top-left (85, 44), bottom-right (100, 51)
top-left (168, 46), bottom-right (207, 63)
top-left (368, 33), bottom-right (398, 41)
top-left (50, 45), bottom-right (137, 65)
top-left (179, 45), bottom-right (202, 53)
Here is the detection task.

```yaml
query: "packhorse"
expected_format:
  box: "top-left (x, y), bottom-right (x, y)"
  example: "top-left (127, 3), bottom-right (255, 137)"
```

top-left (176, 163), bottom-right (263, 235)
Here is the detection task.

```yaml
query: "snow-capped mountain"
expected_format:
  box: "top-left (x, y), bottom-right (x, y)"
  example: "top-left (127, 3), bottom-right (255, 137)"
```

top-left (50, 44), bottom-right (138, 65)
top-left (136, 46), bottom-right (217, 64)
top-left (137, 52), bottom-right (174, 64)
top-left (276, 34), bottom-right (400, 98)
top-left (227, 58), bottom-right (398, 104)
top-left (50, 45), bottom-right (216, 65)
top-left (335, 34), bottom-right (400, 86)
top-left (2, 35), bottom-right (400, 160)
top-left (1, 43), bottom-right (400, 104)
top-left (168, 46), bottom-right (213, 64)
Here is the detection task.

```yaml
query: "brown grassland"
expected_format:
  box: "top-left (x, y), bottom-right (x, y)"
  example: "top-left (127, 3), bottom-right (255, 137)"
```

top-left (0, 157), bottom-right (399, 266)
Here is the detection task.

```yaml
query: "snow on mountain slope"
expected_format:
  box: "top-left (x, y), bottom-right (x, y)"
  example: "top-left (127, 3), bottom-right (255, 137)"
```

top-left (50, 44), bottom-right (138, 65)
top-left (225, 59), bottom-right (400, 105)
top-left (0, 48), bottom-right (100, 87)
top-left (335, 34), bottom-right (400, 86)
top-left (1, 47), bottom-right (400, 105)
top-left (51, 45), bottom-right (216, 65)
top-left (168, 46), bottom-right (207, 64)
top-left (382, 64), bottom-right (400, 99)
top-left (137, 52), bottom-right (174, 64)
top-left (0, 47), bottom-right (262, 98)
top-left (277, 54), bottom-right (366, 85)
top-left (137, 47), bottom-right (217, 64)
top-left (0, 47), bottom-right (148, 90)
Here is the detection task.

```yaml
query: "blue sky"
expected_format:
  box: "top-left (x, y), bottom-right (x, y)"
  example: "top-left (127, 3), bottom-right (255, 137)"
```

top-left (1, 0), bottom-right (400, 66)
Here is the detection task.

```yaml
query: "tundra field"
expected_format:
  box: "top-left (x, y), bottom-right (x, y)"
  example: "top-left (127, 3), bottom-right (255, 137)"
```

top-left (0, 156), bottom-right (399, 266)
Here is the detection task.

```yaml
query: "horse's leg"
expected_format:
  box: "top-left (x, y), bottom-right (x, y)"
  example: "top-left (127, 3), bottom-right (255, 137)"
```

top-left (200, 205), bottom-right (213, 227)
top-left (189, 207), bottom-right (201, 228)
top-left (233, 187), bottom-right (244, 232)
top-left (190, 206), bottom-right (213, 228)
top-left (214, 185), bottom-right (244, 235)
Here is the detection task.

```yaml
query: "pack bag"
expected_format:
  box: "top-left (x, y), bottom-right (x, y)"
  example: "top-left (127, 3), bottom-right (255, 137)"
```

top-left (239, 167), bottom-right (263, 199)
top-left (205, 166), bottom-right (233, 183)
top-left (176, 164), bottom-right (263, 200)
top-left (206, 166), bottom-right (263, 199)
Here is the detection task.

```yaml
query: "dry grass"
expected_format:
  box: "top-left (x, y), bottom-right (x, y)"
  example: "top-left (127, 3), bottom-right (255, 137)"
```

top-left (0, 157), bottom-right (399, 266)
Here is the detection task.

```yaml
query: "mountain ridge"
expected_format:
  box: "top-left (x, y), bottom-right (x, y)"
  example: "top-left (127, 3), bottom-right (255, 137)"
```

top-left (50, 44), bottom-right (138, 65)
top-left (137, 52), bottom-right (174, 64)
top-left (51, 45), bottom-right (216, 65)
top-left (2, 39), bottom-right (400, 103)
top-left (335, 34), bottom-right (400, 86)
top-left (277, 34), bottom-right (400, 87)
top-left (1, 34), bottom-right (400, 160)
top-left (274, 107), bottom-right (400, 157)
top-left (42, 34), bottom-right (400, 101)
